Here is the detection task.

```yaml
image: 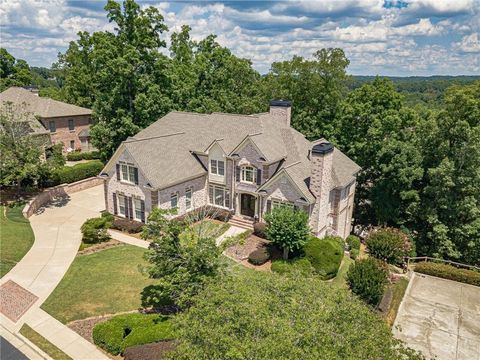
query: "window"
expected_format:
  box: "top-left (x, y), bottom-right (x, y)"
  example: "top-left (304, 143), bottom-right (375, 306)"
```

top-left (68, 119), bottom-right (75, 131)
top-left (119, 163), bottom-right (138, 184)
top-left (171, 193), bottom-right (178, 209)
top-left (210, 159), bottom-right (225, 176)
top-left (272, 199), bottom-right (294, 210)
top-left (70, 140), bottom-right (75, 149)
top-left (133, 198), bottom-right (143, 221)
top-left (241, 166), bottom-right (256, 183)
top-left (49, 121), bottom-right (56, 133)
top-left (185, 187), bottom-right (192, 209)
top-left (208, 185), bottom-right (230, 208)
top-left (118, 194), bottom-right (126, 217)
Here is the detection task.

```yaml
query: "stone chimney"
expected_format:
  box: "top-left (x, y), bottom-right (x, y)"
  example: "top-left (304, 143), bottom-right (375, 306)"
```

top-left (309, 142), bottom-right (334, 237)
top-left (269, 100), bottom-right (292, 127)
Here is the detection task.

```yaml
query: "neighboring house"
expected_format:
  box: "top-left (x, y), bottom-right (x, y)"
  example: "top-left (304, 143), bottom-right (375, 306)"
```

top-left (0, 87), bottom-right (94, 152)
top-left (101, 101), bottom-right (361, 239)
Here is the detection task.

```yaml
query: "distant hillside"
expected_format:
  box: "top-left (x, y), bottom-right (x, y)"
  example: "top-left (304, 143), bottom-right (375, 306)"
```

top-left (349, 75), bottom-right (480, 108)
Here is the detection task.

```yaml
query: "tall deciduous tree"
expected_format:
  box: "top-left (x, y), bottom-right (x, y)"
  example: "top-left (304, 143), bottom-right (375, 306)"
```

top-left (0, 48), bottom-right (33, 91)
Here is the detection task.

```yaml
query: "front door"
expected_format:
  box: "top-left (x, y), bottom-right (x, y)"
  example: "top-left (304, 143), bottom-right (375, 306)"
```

top-left (240, 193), bottom-right (256, 218)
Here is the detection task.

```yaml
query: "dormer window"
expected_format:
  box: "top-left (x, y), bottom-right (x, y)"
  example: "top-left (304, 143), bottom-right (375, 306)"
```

top-left (241, 166), bottom-right (256, 183)
top-left (210, 159), bottom-right (225, 176)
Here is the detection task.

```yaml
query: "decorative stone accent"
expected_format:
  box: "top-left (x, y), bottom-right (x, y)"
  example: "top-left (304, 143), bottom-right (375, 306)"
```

top-left (0, 280), bottom-right (38, 323)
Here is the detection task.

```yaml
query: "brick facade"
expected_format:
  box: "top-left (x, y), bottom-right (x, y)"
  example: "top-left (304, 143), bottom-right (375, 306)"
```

top-left (40, 114), bottom-right (91, 152)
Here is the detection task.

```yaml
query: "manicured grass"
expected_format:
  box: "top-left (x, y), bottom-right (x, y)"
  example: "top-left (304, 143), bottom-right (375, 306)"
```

top-left (20, 324), bottom-right (72, 360)
top-left (93, 313), bottom-right (175, 355)
top-left (42, 245), bottom-right (155, 323)
top-left (330, 256), bottom-right (354, 288)
top-left (181, 219), bottom-right (230, 241)
top-left (0, 205), bottom-right (34, 277)
top-left (385, 278), bottom-right (409, 327)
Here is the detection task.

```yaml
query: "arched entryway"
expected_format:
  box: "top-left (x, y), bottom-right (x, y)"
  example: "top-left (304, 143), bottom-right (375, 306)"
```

top-left (240, 193), bottom-right (256, 218)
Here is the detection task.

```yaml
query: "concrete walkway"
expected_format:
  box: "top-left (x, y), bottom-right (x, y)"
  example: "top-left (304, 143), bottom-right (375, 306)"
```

top-left (108, 229), bottom-right (150, 249)
top-left (0, 185), bottom-right (108, 359)
top-left (215, 225), bottom-right (247, 246)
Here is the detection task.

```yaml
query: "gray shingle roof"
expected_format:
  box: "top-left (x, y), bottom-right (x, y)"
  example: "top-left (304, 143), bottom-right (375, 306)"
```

top-left (0, 87), bottom-right (92, 118)
top-left (111, 110), bottom-right (361, 197)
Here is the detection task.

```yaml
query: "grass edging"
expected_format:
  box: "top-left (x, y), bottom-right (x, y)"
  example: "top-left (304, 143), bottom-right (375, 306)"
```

top-left (385, 278), bottom-right (409, 327)
top-left (19, 324), bottom-right (72, 360)
top-left (414, 261), bottom-right (480, 286)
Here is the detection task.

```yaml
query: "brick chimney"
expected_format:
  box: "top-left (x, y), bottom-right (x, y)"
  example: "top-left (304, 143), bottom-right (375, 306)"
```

top-left (269, 100), bottom-right (292, 127)
top-left (309, 142), bottom-right (334, 237)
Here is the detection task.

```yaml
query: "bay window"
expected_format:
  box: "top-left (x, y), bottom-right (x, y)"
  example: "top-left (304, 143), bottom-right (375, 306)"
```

top-left (208, 185), bottom-right (230, 208)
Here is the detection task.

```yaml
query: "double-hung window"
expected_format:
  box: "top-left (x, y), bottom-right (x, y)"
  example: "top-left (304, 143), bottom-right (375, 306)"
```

top-left (241, 166), bottom-right (256, 183)
top-left (272, 199), bottom-right (294, 210)
top-left (208, 185), bottom-right (230, 208)
top-left (118, 194), bottom-right (126, 217)
top-left (49, 121), bottom-right (56, 133)
top-left (171, 193), bottom-right (178, 209)
top-left (210, 159), bottom-right (225, 176)
top-left (133, 198), bottom-right (143, 221)
top-left (185, 187), bottom-right (192, 209)
top-left (68, 119), bottom-right (75, 131)
top-left (120, 163), bottom-right (138, 184)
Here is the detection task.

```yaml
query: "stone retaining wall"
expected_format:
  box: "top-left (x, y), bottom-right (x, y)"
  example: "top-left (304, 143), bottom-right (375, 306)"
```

top-left (22, 177), bottom-right (104, 218)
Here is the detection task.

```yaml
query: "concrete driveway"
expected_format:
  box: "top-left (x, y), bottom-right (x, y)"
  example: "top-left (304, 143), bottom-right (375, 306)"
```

top-left (393, 272), bottom-right (480, 360)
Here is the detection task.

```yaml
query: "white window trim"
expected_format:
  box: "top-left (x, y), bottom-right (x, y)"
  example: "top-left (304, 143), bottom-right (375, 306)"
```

top-left (133, 198), bottom-right (142, 221)
top-left (117, 194), bottom-right (126, 217)
top-left (185, 187), bottom-right (193, 210)
top-left (208, 185), bottom-right (230, 209)
top-left (210, 159), bottom-right (225, 176)
top-left (241, 165), bottom-right (256, 184)
top-left (120, 163), bottom-right (136, 184)
top-left (170, 192), bottom-right (178, 209)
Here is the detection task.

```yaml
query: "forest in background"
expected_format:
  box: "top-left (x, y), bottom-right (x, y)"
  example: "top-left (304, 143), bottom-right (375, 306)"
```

top-left (1, 0), bottom-right (478, 266)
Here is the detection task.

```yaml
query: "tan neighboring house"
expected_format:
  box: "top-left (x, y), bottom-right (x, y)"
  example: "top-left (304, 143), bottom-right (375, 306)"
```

top-left (0, 87), bottom-right (94, 152)
top-left (101, 101), bottom-right (361, 238)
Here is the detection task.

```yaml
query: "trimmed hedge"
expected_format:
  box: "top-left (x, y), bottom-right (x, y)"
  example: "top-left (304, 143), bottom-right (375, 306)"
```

top-left (304, 236), bottom-right (344, 280)
top-left (93, 313), bottom-right (175, 355)
top-left (347, 258), bottom-right (388, 306)
top-left (271, 258), bottom-right (313, 275)
top-left (112, 217), bottom-right (144, 233)
top-left (81, 216), bottom-right (111, 244)
top-left (47, 160), bottom-right (104, 187)
top-left (66, 151), bottom-right (101, 161)
top-left (253, 222), bottom-right (267, 239)
top-left (346, 235), bottom-right (361, 251)
top-left (248, 248), bottom-right (270, 265)
top-left (414, 262), bottom-right (480, 286)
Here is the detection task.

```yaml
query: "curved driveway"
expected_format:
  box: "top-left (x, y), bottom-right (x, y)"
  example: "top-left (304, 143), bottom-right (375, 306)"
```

top-left (1, 185), bottom-right (108, 359)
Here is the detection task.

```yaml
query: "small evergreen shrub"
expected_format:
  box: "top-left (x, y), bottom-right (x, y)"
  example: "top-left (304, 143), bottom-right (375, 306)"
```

top-left (81, 216), bottom-right (111, 244)
top-left (93, 313), bottom-right (175, 355)
top-left (366, 228), bottom-right (411, 265)
top-left (350, 248), bottom-right (359, 260)
top-left (112, 217), bottom-right (144, 233)
top-left (346, 258), bottom-right (388, 305)
top-left (47, 160), bottom-right (104, 187)
top-left (66, 151), bottom-right (101, 161)
top-left (248, 248), bottom-right (270, 265)
top-left (253, 222), bottom-right (267, 239)
top-left (271, 258), bottom-right (313, 275)
top-left (415, 262), bottom-right (480, 286)
top-left (304, 236), bottom-right (344, 280)
top-left (346, 235), bottom-right (361, 251)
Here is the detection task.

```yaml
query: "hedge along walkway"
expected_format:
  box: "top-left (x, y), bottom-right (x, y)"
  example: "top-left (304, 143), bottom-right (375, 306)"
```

top-left (0, 184), bottom-right (109, 360)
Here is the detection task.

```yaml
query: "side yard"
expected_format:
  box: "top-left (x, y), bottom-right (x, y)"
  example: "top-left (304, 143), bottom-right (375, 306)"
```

top-left (0, 205), bottom-right (34, 277)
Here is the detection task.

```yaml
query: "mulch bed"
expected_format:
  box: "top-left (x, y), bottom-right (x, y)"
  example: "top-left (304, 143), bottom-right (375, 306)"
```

top-left (77, 239), bottom-right (123, 256)
top-left (124, 341), bottom-right (177, 360)
top-left (224, 235), bottom-right (275, 271)
top-left (68, 314), bottom-right (116, 343)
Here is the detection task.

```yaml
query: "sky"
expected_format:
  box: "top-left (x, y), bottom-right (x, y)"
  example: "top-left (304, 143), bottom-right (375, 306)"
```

top-left (1, 0), bottom-right (479, 76)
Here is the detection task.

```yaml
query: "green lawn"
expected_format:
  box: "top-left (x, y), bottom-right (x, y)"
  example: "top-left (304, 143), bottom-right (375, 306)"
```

top-left (20, 324), bottom-right (72, 360)
top-left (0, 205), bottom-right (35, 277)
top-left (42, 245), bottom-right (155, 323)
top-left (385, 278), bottom-right (409, 327)
top-left (330, 256), bottom-right (354, 288)
top-left (180, 219), bottom-right (230, 241)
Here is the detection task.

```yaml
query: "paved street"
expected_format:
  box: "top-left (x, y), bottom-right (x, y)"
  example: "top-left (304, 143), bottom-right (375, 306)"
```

top-left (393, 272), bottom-right (480, 360)
top-left (1, 337), bottom-right (28, 360)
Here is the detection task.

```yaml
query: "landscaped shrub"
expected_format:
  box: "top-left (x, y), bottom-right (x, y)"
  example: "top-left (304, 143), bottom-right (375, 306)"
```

top-left (271, 258), bottom-right (313, 275)
top-left (366, 228), bottom-right (412, 265)
top-left (112, 217), bottom-right (144, 233)
top-left (414, 262), bottom-right (480, 286)
top-left (253, 222), bottom-right (267, 239)
top-left (248, 248), bottom-right (270, 265)
top-left (46, 160), bottom-right (104, 187)
top-left (81, 216), bottom-right (112, 244)
top-left (350, 248), bottom-right (359, 260)
top-left (101, 211), bottom-right (114, 222)
top-left (66, 151), bottom-right (101, 161)
top-left (304, 236), bottom-right (344, 280)
top-left (346, 235), bottom-right (361, 251)
top-left (346, 258), bottom-right (388, 306)
top-left (92, 313), bottom-right (175, 355)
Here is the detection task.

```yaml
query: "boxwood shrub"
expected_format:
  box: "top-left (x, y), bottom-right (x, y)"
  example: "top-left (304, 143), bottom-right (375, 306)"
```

top-left (248, 248), bottom-right (270, 265)
top-left (346, 258), bottom-right (388, 306)
top-left (414, 262), bottom-right (480, 286)
top-left (304, 236), bottom-right (344, 280)
top-left (93, 313), bottom-right (175, 355)
top-left (350, 248), bottom-right (359, 260)
top-left (81, 216), bottom-right (111, 244)
top-left (346, 235), bottom-right (361, 251)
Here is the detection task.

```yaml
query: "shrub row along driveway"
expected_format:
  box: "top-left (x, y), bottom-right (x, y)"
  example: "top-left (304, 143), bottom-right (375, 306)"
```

top-left (0, 185), bottom-right (108, 359)
top-left (393, 272), bottom-right (480, 360)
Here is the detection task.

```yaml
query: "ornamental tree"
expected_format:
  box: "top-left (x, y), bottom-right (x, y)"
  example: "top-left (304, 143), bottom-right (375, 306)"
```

top-left (264, 206), bottom-right (310, 260)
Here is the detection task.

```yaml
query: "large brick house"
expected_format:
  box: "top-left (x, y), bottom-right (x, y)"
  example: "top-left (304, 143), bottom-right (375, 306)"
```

top-left (0, 87), bottom-right (94, 152)
top-left (101, 101), bottom-right (361, 238)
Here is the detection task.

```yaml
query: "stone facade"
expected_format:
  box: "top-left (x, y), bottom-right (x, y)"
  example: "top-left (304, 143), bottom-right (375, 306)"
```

top-left (157, 176), bottom-right (208, 215)
top-left (40, 114), bottom-right (92, 152)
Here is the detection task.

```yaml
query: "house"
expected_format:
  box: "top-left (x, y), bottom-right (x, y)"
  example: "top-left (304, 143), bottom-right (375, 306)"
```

top-left (100, 101), bottom-right (361, 238)
top-left (0, 87), bottom-right (94, 152)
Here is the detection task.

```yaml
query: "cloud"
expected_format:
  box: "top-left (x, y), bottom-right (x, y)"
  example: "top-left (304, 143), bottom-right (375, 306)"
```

top-left (454, 33), bottom-right (480, 53)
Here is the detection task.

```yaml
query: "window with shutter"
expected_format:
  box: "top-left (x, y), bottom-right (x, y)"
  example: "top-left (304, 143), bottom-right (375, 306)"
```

top-left (117, 194), bottom-right (126, 216)
top-left (113, 193), bottom-right (118, 215)
top-left (116, 164), bottom-right (121, 181)
top-left (133, 198), bottom-right (143, 221)
top-left (185, 187), bottom-right (192, 209)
